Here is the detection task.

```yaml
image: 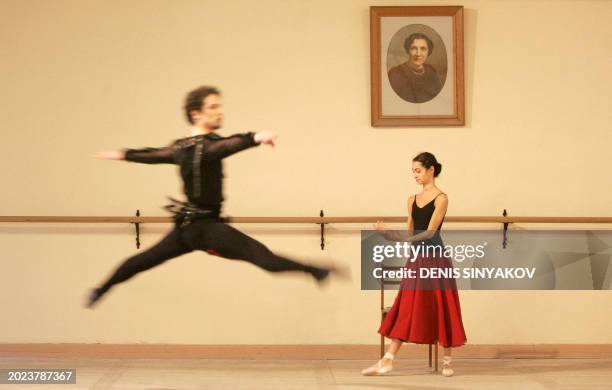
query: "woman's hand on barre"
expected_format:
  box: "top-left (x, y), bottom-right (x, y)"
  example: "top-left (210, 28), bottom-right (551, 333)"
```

top-left (373, 220), bottom-right (387, 231)
top-left (94, 150), bottom-right (126, 160)
top-left (254, 131), bottom-right (277, 147)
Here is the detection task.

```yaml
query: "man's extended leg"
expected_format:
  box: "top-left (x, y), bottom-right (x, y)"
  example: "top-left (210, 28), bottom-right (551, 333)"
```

top-left (184, 221), bottom-right (332, 281)
top-left (86, 228), bottom-right (191, 307)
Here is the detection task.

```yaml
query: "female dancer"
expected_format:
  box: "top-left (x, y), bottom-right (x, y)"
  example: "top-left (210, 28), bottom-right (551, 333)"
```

top-left (362, 152), bottom-right (467, 377)
top-left (86, 86), bottom-right (340, 308)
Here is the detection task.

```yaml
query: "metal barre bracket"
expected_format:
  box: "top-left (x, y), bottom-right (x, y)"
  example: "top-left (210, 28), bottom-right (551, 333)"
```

top-left (503, 209), bottom-right (509, 249)
top-left (134, 209), bottom-right (141, 249)
top-left (320, 209), bottom-right (325, 250)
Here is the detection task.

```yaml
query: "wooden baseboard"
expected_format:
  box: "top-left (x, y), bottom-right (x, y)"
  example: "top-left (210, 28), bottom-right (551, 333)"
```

top-left (1, 344), bottom-right (612, 359)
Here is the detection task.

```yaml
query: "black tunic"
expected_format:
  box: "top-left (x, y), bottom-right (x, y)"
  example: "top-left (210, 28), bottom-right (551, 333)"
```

top-left (123, 132), bottom-right (258, 212)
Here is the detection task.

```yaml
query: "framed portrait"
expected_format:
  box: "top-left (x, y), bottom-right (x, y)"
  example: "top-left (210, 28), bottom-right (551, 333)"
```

top-left (370, 6), bottom-right (465, 126)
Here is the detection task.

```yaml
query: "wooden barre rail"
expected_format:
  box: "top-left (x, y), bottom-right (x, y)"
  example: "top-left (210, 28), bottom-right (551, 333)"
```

top-left (1, 216), bottom-right (611, 223)
top-left (2, 214), bottom-right (611, 250)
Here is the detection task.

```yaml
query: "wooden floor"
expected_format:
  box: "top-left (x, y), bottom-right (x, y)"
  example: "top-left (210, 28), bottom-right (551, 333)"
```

top-left (1, 356), bottom-right (612, 389)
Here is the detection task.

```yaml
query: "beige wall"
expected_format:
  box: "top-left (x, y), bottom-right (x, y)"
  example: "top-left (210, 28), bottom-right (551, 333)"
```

top-left (1, 0), bottom-right (611, 344)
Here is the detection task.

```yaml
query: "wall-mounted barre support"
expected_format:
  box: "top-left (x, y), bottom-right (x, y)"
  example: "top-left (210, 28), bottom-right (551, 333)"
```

top-left (134, 209), bottom-right (141, 249)
top-left (503, 209), bottom-right (509, 249)
top-left (320, 210), bottom-right (325, 250)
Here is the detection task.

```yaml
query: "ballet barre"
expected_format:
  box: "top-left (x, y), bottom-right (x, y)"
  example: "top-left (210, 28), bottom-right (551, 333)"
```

top-left (3, 216), bottom-right (612, 223)
top-left (1, 211), bottom-right (611, 250)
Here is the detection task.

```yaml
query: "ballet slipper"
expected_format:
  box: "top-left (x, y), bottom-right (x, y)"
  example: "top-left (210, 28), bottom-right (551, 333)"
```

top-left (361, 356), bottom-right (393, 376)
top-left (84, 288), bottom-right (103, 309)
top-left (441, 356), bottom-right (454, 377)
top-left (312, 263), bottom-right (351, 287)
top-left (312, 268), bottom-right (331, 284)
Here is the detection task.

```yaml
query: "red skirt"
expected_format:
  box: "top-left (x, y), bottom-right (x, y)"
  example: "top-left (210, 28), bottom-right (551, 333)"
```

top-left (378, 254), bottom-right (467, 348)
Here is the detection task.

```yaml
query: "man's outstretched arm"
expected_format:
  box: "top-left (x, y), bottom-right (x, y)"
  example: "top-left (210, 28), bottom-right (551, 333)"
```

top-left (94, 141), bottom-right (176, 164)
top-left (205, 131), bottom-right (276, 160)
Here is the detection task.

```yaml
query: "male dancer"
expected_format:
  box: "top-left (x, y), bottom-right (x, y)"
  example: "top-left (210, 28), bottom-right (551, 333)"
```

top-left (87, 86), bottom-right (337, 308)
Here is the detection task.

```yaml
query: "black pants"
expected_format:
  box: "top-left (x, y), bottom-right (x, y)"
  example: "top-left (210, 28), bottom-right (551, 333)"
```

top-left (96, 219), bottom-right (325, 295)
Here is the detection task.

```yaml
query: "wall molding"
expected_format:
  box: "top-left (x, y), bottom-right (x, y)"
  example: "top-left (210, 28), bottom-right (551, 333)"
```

top-left (1, 344), bottom-right (612, 359)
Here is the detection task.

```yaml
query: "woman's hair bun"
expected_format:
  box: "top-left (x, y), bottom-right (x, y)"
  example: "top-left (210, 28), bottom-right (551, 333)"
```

top-left (413, 152), bottom-right (442, 177)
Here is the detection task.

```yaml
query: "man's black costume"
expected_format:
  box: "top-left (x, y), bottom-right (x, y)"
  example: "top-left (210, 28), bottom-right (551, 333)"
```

top-left (87, 132), bottom-right (330, 307)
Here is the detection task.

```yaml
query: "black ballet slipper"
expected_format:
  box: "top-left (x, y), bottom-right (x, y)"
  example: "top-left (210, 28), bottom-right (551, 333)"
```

top-left (311, 263), bottom-right (351, 286)
top-left (311, 268), bottom-right (331, 284)
top-left (84, 288), bottom-right (103, 309)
